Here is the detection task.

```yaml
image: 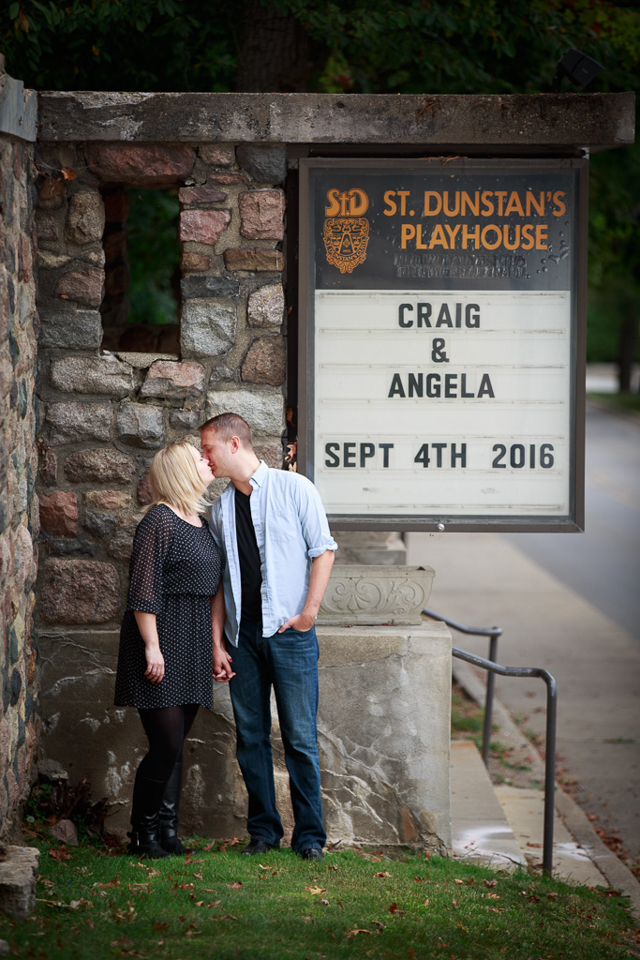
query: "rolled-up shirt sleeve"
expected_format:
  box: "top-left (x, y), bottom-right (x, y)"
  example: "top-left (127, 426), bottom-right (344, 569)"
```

top-left (295, 475), bottom-right (338, 559)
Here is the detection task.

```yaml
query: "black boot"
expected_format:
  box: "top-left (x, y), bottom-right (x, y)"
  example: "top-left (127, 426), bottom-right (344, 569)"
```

top-left (158, 759), bottom-right (192, 855)
top-left (128, 773), bottom-right (171, 859)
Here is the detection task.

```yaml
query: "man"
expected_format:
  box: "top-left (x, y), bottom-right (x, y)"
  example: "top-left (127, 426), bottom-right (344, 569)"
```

top-left (200, 412), bottom-right (337, 860)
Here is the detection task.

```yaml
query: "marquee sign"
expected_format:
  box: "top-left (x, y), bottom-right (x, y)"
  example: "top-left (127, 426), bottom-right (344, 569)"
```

top-left (298, 159), bottom-right (587, 532)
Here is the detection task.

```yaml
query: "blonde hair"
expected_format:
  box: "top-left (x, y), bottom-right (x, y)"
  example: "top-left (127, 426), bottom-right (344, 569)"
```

top-left (148, 441), bottom-right (209, 517)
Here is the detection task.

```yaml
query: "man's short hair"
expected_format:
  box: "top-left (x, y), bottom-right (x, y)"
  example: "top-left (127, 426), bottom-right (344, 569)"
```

top-left (199, 413), bottom-right (253, 448)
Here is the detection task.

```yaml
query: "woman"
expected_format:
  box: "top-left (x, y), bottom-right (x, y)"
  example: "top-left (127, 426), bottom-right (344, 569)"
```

top-left (115, 440), bottom-right (224, 858)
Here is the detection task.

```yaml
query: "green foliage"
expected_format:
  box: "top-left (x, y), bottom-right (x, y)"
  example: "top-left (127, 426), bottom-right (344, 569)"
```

top-left (1, 0), bottom-right (237, 92)
top-left (2, 839), bottom-right (636, 959)
top-left (126, 189), bottom-right (180, 325)
top-left (2, 0), bottom-right (639, 370)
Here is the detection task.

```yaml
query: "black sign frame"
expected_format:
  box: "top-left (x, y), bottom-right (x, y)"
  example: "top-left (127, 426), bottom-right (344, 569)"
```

top-left (299, 157), bottom-right (587, 533)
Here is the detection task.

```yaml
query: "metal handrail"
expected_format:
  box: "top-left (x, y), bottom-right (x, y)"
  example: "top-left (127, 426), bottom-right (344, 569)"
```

top-left (424, 607), bottom-right (558, 877)
top-left (423, 606), bottom-right (502, 766)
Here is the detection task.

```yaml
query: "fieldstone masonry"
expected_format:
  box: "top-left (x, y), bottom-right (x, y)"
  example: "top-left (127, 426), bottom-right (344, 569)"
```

top-left (0, 60), bottom-right (39, 843)
top-left (34, 134), bottom-right (287, 835)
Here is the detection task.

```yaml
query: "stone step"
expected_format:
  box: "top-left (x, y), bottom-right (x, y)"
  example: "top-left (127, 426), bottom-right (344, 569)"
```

top-left (451, 740), bottom-right (609, 887)
top-left (450, 740), bottom-right (526, 870)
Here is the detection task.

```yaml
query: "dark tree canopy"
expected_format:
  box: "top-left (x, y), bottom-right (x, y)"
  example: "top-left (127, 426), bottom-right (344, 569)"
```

top-left (2, 0), bottom-right (639, 382)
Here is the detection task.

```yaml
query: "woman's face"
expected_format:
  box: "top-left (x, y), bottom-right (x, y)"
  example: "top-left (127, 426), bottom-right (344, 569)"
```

top-left (188, 444), bottom-right (214, 486)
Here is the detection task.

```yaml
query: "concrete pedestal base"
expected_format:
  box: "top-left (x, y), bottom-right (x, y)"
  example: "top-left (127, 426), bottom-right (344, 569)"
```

top-left (318, 622), bottom-right (452, 852)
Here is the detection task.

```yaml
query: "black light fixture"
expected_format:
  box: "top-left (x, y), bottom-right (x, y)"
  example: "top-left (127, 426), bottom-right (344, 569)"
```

top-left (552, 48), bottom-right (604, 92)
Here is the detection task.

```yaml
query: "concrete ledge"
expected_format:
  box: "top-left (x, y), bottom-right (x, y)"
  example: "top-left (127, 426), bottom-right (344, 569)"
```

top-left (0, 846), bottom-right (39, 920)
top-left (37, 92), bottom-right (634, 151)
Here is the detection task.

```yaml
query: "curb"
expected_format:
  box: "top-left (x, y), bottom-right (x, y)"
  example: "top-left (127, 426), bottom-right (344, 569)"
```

top-left (453, 659), bottom-right (640, 918)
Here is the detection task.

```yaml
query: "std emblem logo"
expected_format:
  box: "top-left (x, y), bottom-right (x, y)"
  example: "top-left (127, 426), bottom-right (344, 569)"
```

top-left (323, 188), bottom-right (369, 274)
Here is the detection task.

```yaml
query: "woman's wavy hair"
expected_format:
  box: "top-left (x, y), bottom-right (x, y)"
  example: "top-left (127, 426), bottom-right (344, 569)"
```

top-left (148, 440), bottom-right (210, 517)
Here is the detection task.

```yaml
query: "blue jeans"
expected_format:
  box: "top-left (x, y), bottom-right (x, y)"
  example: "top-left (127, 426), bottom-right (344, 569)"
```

top-left (229, 619), bottom-right (326, 852)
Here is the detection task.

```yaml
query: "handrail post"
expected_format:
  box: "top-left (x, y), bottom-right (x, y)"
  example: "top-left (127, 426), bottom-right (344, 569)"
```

top-left (482, 633), bottom-right (499, 767)
top-left (542, 672), bottom-right (558, 876)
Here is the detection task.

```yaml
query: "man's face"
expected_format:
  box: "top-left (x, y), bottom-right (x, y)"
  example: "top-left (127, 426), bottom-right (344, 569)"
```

top-left (200, 428), bottom-right (234, 479)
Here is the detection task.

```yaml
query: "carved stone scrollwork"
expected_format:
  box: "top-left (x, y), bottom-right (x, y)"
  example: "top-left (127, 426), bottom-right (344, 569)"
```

top-left (318, 565), bottom-right (435, 625)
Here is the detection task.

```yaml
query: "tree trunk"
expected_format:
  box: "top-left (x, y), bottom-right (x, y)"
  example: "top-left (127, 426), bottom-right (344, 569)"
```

top-left (617, 313), bottom-right (639, 393)
top-left (235, 2), bottom-right (309, 92)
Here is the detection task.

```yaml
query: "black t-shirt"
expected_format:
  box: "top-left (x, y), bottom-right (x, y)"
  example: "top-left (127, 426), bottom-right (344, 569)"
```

top-left (235, 489), bottom-right (262, 621)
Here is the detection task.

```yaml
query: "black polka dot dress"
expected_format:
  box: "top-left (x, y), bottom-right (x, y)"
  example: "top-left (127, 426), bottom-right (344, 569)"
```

top-left (114, 504), bottom-right (223, 709)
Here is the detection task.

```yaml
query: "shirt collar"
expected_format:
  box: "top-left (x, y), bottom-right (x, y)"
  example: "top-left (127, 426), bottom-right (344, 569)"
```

top-left (249, 460), bottom-right (269, 489)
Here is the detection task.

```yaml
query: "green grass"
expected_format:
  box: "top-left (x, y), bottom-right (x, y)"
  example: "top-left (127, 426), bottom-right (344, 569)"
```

top-left (588, 392), bottom-right (640, 414)
top-left (451, 684), bottom-right (484, 737)
top-left (2, 837), bottom-right (637, 960)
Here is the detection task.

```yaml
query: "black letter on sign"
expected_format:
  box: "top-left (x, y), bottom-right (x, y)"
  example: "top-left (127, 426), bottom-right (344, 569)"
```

top-left (324, 443), bottom-right (340, 467)
top-left (388, 374), bottom-right (406, 397)
top-left (478, 374), bottom-right (495, 398)
top-left (399, 304), bottom-right (413, 327)
top-left (431, 338), bottom-right (449, 363)
top-left (360, 443), bottom-right (375, 467)
top-left (379, 443), bottom-right (394, 467)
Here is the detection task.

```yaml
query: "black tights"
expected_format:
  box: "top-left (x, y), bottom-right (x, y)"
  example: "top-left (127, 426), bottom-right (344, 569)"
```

top-left (136, 704), bottom-right (199, 782)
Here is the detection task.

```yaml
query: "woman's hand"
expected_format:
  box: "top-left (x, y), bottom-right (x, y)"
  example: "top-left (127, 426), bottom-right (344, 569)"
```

top-left (213, 643), bottom-right (235, 683)
top-left (144, 642), bottom-right (165, 683)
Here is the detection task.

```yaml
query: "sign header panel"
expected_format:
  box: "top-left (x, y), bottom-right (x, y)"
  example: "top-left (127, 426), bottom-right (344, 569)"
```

top-left (299, 159), bottom-right (586, 531)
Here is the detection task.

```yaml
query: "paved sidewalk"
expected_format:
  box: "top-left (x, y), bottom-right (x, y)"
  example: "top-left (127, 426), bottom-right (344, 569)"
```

top-left (449, 664), bottom-right (640, 916)
top-left (406, 530), bottom-right (640, 862)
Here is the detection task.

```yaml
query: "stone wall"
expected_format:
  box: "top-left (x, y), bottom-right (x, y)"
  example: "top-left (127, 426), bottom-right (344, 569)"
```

top-left (34, 139), bottom-right (287, 833)
top-left (0, 122), bottom-right (39, 840)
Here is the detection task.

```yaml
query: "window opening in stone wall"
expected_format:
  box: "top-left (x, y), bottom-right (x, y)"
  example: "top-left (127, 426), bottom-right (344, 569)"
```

top-left (100, 187), bottom-right (180, 354)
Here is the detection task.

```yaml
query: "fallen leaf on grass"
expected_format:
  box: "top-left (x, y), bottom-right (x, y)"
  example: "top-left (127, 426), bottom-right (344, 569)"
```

top-left (454, 878), bottom-right (464, 884)
top-left (152, 922), bottom-right (168, 932)
top-left (484, 879), bottom-right (498, 888)
top-left (93, 879), bottom-right (121, 889)
top-left (487, 893), bottom-right (501, 900)
top-left (423, 898), bottom-right (430, 906)
top-left (227, 882), bottom-right (242, 890)
top-left (346, 928), bottom-right (372, 938)
top-left (374, 872), bottom-right (392, 878)
top-left (48, 847), bottom-right (72, 862)
top-left (305, 886), bottom-right (326, 895)
top-left (372, 920), bottom-right (386, 930)
top-left (388, 902), bottom-right (405, 915)
top-left (319, 898), bottom-right (329, 905)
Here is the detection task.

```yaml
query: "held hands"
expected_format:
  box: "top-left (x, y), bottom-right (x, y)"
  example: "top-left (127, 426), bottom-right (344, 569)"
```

top-left (213, 645), bottom-right (236, 683)
top-left (144, 643), bottom-right (165, 683)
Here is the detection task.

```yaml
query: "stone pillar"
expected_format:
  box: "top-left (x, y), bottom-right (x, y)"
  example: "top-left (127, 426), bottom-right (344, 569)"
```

top-left (34, 139), bottom-right (287, 826)
top-left (0, 57), bottom-right (39, 841)
top-left (318, 621), bottom-right (451, 852)
top-left (315, 564), bottom-right (452, 851)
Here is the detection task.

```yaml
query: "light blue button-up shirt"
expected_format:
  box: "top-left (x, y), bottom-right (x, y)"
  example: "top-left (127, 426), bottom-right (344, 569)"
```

top-left (208, 461), bottom-right (338, 646)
